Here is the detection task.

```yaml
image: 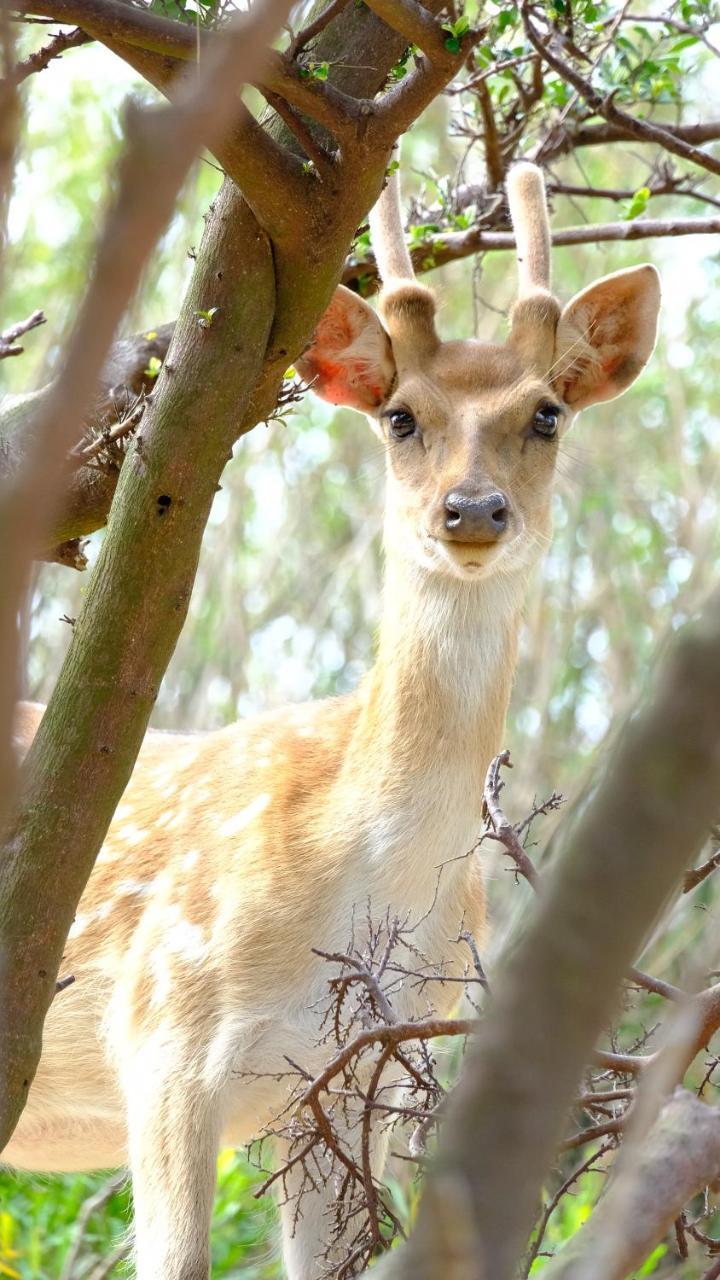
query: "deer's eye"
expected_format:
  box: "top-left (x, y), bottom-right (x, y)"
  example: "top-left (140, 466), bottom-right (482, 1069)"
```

top-left (386, 409), bottom-right (417, 440)
top-left (532, 403), bottom-right (561, 439)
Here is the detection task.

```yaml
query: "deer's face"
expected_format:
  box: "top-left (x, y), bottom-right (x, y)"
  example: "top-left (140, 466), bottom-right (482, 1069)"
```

top-left (299, 263), bottom-right (660, 585)
top-left (378, 340), bottom-right (562, 581)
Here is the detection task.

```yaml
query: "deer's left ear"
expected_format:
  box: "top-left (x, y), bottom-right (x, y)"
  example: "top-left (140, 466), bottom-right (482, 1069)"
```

top-left (552, 264), bottom-right (661, 411)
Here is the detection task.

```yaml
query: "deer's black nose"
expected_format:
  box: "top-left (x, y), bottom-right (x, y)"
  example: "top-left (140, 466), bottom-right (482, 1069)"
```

top-left (443, 490), bottom-right (510, 543)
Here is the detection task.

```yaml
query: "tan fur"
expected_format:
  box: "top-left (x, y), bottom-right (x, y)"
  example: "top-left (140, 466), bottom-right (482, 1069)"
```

top-left (5, 165), bottom-right (661, 1280)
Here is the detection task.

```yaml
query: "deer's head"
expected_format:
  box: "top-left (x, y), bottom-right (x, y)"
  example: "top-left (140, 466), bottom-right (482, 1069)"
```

top-left (297, 164), bottom-right (660, 583)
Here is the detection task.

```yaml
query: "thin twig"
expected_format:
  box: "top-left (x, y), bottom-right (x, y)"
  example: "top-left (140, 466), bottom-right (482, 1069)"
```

top-left (11, 26), bottom-right (91, 82)
top-left (0, 309), bottom-right (45, 358)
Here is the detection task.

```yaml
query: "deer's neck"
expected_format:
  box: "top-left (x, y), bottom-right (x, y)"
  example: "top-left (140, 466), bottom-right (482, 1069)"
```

top-left (362, 551), bottom-right (523, 775)
top-left (337, 543), bottom-right (526, 907)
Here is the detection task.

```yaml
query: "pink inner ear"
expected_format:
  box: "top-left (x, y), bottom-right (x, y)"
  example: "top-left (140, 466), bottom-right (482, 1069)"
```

top-left (296, 284), bottom-right (396, 411)
top-left (312, 356), bottom-right (385, 408)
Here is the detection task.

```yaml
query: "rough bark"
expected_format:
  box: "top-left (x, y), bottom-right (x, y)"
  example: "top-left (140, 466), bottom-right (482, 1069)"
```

top-left (375, 587), bottom-right (720, 1280)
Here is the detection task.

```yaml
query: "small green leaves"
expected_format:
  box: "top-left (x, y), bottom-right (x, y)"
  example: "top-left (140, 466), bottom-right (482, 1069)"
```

top-left (408, 222), bottom-right (441, 245)
top-left (144, 355), bottom-right (162, 379)
top-left (283, 366), bottom-right (297, 380)
top-left (386, 159), bottom-right (400, 177)
top-left (299, 61), bottom-right (330, 80)
top-left (353, 229), bottom-right (372, 262)
top-left (623, 186), bottom-right (651, 221)
top-left (495, 6), bottom-right (517, 34)
top-left (144, 329), bottom-right (158, 341)
top-left (442, 14), bottom-right (470, 53)
top-left (195, 306), bottom-right (218, 329)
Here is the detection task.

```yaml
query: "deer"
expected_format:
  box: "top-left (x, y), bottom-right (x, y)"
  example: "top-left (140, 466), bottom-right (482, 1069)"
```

top-left (6, 162), bottom-right (660, 1280)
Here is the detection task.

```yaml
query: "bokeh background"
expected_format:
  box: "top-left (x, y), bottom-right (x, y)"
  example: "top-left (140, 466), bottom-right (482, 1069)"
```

top-left (1, 10), bottom-right (720, 1276)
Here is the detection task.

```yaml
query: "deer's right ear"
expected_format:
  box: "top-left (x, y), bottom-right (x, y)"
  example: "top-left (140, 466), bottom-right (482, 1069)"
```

top-left (296, 285), bottom-right (396, 413)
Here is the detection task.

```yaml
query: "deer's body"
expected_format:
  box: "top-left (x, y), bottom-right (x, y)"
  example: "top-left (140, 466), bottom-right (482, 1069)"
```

top-left (4, 165), bottom-right (660, 1279)
top-left (8, 564), bottom-right (516, 1172)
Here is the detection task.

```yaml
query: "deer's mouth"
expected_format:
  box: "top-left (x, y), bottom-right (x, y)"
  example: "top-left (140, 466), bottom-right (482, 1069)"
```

top-left (424, 533), bottom-right (506, 578)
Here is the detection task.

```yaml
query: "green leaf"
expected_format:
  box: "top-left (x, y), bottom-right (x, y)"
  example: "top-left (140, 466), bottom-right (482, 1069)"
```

top-left (622, 186), bottom-right (651, 220)
top-left (194, 306), bottom-right (218, 328)
top-left (144, 355), bottom-right (162, 378)
top-left (496, 6), bottom-right (517, 32)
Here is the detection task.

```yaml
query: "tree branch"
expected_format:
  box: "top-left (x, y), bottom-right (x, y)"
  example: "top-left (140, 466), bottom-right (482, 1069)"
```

top-left (541, 1091), bottom-right (720, 1279)
top-left (10, 25), bottom-right (91, 82)
top-left (288, 0), bottom-right (349, 60)
top-left (539, 117), bottom-right (720, 162)
top-left (371, 32), bottom-right (480, 145)
top-left (361, 0), bottom-right (450, 61)
top-left (0, 0), bottom-right (291, 1153)
top-left (0, 308), bottom-right (45, 358)
top-left (343, 216), bottom-right (720, 293)
top-left (522, 0), bottom-right (720, 178)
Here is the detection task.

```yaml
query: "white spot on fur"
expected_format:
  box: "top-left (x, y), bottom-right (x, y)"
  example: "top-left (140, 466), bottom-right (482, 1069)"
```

top-left (217, 794), bottom-right (270, 838)
top-left (149, 949), bottom-right (172, 1006)
top-left (68, 913), bottom-right (89, 938)
top-left (166, 920), bottom-right (209, 964)
top-left (115, 823), bottom-right (146, 847)
top-left (115, 879), bottom-right (152, 899)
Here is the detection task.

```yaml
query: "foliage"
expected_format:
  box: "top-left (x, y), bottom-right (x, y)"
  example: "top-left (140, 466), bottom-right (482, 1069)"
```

top-left (0, 1151), bottom-right (280, 1278)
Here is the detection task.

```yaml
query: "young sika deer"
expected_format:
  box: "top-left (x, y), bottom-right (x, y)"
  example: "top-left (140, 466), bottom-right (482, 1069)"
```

top-left (8, 164), bottom-right (660, 1279)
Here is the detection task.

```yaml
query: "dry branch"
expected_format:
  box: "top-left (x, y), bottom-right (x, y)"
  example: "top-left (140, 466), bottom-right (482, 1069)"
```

top-left (541, 1090), bottom-right (720, 1280)
top-left (11, 25), bottom-right (91, 81)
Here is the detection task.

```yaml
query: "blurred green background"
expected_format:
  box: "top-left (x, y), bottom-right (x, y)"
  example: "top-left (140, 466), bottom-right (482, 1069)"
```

top-left (2, 3), bottom-right (720, 1275)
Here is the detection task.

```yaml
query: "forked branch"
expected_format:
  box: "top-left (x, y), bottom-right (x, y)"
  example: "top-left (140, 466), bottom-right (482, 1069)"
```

top-left (0, 309), bottom-right (45, 358)
top-left (521, 0), bottom-right (720, 179)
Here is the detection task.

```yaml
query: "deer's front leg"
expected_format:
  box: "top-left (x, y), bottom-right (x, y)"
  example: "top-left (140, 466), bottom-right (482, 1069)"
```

top-left (123, 1038), bottom-right (222, 1280)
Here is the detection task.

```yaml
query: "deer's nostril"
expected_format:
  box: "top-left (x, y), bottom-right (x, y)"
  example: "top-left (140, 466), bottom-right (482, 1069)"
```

top-left (491, 503), bottom-right (508, 528)
top-left (444, 503), bottom-right (462, 530)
